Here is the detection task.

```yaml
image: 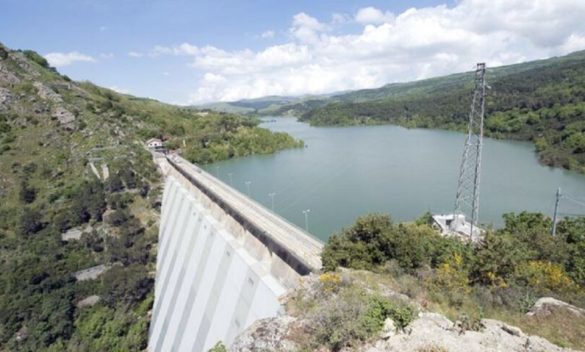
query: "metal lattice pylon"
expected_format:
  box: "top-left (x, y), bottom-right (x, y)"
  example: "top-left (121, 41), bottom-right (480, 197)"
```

top-left (454, 63), bottom-right (487, 236)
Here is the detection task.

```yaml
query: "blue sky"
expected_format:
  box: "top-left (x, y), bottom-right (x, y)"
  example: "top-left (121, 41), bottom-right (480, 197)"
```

top-left (1, 0), bottom-right (584, 104)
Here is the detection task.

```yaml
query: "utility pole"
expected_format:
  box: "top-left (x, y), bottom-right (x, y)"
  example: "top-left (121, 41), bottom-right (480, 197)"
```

top-left (454, 63), bottom-right (487, 240)
top-left (245, 181), bottom-right (252, 197)
top-left (268, 192), bottom-right (276, 211)
top-left (552, 187), bottom-right (561, 236)
top-left (302, 209), bottom-right (310, 232)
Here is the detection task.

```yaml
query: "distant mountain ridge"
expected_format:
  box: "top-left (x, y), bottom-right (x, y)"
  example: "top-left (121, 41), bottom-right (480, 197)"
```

top-left (201, 50), bottom-right (585, 173)
top-left (198, 50), bottom-right (585, 118)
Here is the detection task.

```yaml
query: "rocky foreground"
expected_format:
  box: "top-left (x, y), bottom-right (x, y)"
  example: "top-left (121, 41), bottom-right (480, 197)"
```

top-left (231, 272), bottom-right (584, 352)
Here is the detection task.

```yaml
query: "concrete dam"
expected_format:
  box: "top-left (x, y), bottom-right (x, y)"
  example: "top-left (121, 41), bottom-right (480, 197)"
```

top-left (148, 155), bottom-right (323, 352)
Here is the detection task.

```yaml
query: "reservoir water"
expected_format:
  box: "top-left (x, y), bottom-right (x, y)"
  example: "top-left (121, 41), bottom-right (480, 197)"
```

top-left (205, 117), bottom-right (585, 241)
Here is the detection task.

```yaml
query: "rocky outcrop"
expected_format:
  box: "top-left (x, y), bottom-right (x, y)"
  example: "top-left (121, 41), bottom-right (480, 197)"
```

top-left (0, 87), bottom-right (12, 109)
top-left (364, 313), bottom-right (574, 352)
top-left (51, 106), bottom-right (75, 126)
top-left (527, 297), bottom-right (585, 318)
top-left (34, 82), bottom-right (63, 103)
top-left (231, 312), bottom-right (576, 352)
top-left (0, 60), bottom-right (21, 86)
top-left (76, 295), bottom-right (101, 308)
top-left (8, 51), bottom-right (40, 78)
top-left (230, 272), bottom-right (579, 352)
top-left (231, 316), bottom-right (300, 352)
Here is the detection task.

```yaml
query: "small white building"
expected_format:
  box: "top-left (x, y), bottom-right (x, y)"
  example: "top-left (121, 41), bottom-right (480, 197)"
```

top-left (146, 138), bottom-right (163, 149)
top-left (432, 213), bottom-right (484, 243)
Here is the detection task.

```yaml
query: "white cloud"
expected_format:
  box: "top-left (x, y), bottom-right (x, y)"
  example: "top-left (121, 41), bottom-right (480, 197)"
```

top-left (128, 51), bottom-right (144, 58)
top-left (44, 52), bottom-right (96, 67)
top-left (150, 43), bottom-right (199, 57)
top-left (261, 30), bottom-right (275, 39)
top-left (355, 7), bottom-right (395, 25)
top-left (331, 13), bottom-right (350, 25)
top-left (290, 12), bottom-right (330, 43)
top-left (152, 0), bottom-right (585, 103)
top-left (100, 53), bottom-right (114, 59)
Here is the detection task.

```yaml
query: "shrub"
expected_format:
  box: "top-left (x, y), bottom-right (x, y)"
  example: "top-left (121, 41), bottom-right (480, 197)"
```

top-left (209, 342), bottom-right (227, 352)
top-left (307, 285), bottom-right (415, 351)
top-left (319, 272), bottom-right (342, 292)
top-left (23, 50), bottom-right (52, 69)
top-left (19, 180), bottom-right (37, 204)
top-left (515, 261), bottom-right (576, 292)
top-left (19, 207), bottom-right (44, 235)
top-left (470, 232), bottom-right (528, 287)
top-left (430, 253), bottom-right (471, 297)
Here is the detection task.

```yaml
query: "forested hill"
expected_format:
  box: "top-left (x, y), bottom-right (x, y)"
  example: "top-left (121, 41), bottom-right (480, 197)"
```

top-left (0, 42), bottom-right (302, 350)
top-left (300, 50), bottom-right (585, 173)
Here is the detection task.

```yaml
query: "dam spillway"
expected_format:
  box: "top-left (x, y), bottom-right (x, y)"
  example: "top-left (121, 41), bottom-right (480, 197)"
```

top-left (148, 155), bottom-right (322, 351)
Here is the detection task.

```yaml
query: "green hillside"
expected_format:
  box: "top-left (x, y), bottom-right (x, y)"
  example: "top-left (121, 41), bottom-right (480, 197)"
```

top-left (300, 50), bottom-right (585, 173)
top-left (0, 42), bottom-right (302, 351)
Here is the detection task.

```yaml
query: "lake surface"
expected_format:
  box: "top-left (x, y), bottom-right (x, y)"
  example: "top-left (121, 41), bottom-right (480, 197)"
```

top-left (204, 117), bottom-right (585, 241)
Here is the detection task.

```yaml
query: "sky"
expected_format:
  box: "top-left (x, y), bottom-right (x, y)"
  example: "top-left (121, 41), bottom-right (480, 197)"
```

top-left (1, 0), bottom-right (585, 105)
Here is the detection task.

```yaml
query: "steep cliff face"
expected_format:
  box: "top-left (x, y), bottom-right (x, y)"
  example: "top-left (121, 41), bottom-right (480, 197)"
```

top-left (231, 271), bottom-right (584, 352)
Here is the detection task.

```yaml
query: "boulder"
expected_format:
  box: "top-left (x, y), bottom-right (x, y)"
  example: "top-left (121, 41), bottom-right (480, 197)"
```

top-left (51, 106), bottom-right (75, 126)
top-left (230, 316), bottom-right (299, 352)
top-left (527, 297), bottom-right (585, 318)
top-left (77, 295), bottom-right (101, 308)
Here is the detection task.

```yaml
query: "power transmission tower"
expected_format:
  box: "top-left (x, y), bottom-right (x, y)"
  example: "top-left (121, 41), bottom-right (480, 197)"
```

top-left (551, 187), bottom-right (561, 236)
top-left (454, 63), bottom-right (487, 239)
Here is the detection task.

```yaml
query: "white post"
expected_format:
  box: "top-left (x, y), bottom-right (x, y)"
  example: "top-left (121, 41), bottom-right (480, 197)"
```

top-left (302, 209), bottom-right (310, 232)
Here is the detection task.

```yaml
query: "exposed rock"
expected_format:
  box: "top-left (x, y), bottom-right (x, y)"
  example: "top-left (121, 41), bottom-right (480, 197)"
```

top-left (230, 316), bottom-right (299, 352)
top-left (52, 106), bottom-right (75, 126)
top-left (33, 82), bottom-right (63, 103)
top-left (0, 87), bottom-right (12, 108)
top-left (77, 295), bottom-right (101, 308)
top-left (231, 312), bottom-right (576, 352)
top-left (74, 264), bottom-right (108, 281)
top-left (61, 225), bottom-right (92, 241)
top-left (9, 51), bottom-right (40, 77)
top-left (101, 163), bottom-right (110, 180)
top-left (0, 61), bottom-right (20, 85)
top-left (527, 297), bottom-right (585, 318)
top-left (366, 315), bottom-right (575, 352)
top-left (15, 326), bottom-right (28, 342)
top-left (379, 318), bottom-right (396, 339)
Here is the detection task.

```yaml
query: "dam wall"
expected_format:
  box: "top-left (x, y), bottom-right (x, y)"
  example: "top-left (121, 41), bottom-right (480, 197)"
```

top-left (148, 156), bottom-right (322, 351)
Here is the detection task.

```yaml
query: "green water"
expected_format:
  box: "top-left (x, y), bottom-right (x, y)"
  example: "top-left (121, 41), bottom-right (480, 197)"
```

top-left (205, 117), bottom-right (585, 241)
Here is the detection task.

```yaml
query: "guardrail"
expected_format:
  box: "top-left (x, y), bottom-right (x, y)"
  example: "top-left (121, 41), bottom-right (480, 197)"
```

top-left (166, 156), bottom-right (317, 275)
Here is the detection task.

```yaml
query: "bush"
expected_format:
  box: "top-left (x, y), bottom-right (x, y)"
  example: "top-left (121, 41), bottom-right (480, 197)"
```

top-left (19, 207), bottom-right (44, 235)
top-left (308, 285), bottom-right (415, 351)
top-left (515, 261), bottom-right (577, 292)
top-left (19, 180), bottom-right (37, 204)
top-left (209, 342), bottom-right (227, 352)
top-left (322, 214), bottom-right (469, 273)
top-left (470, 232), bottom-right (528, 287)
top-left (23, 50), bottom-right (53, 69)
